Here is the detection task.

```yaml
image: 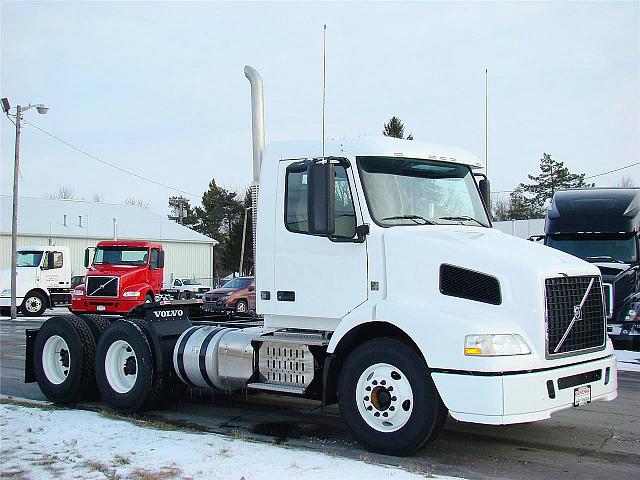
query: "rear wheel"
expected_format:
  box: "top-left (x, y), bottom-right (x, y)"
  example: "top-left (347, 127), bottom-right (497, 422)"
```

top-left (95, 319), bottom-right (182, 412)
top-left (338, 338), bottom-right (445, 456)
top-left (21, 291), bottom-right (47, 317)
top-left (33, 315), bottom-right (97, 404)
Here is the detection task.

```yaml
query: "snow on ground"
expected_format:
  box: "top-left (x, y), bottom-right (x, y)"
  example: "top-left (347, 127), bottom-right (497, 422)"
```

top-left (0, 403), bottom-right (461, 480)
top-left (616, 349), bottom-right (640, 372)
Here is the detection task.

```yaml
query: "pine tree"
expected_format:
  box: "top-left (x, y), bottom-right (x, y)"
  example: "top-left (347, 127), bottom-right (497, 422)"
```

top-left (523, 153), bottom-right (592, 210)
top-left (382, 116), bottom-right (405, 138)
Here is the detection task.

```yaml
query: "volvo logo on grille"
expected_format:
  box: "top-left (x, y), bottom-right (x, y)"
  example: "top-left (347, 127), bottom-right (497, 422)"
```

top-left (573, 305), bottom-right (583, 321)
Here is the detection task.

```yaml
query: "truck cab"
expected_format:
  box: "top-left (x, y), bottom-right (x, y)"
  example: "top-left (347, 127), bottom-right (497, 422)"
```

top-left (0, 245), bottom-right (71, 316)
top-left (543, 188), bottom-right (640, 349)
top-left (71, 240), bottom-right (164, 314)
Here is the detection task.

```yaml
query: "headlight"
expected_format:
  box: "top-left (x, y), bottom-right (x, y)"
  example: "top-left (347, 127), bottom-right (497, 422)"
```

top-left (1, 288), bottom-right (10, 296)
top-left (123, 291), bottom-right (141, 297)
top-left (465, 334), bottom-right (531, 356)
top-left (72, 289), bottom-right (84, 297)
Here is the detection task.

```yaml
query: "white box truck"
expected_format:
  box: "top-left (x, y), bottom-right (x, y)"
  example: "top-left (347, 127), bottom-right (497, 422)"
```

top-left (24, 67), bottom-right (617, 455)
top-left (1, 245), bottom-right (72, 316)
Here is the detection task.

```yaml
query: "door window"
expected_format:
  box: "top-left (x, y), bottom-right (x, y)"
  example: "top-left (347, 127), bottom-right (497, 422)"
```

top-left (174, 279), bottom-right (182, 286)
top-left (52, 252), bottom-right (63, 269)
top-left (285, 164), bottom-right (356, 238)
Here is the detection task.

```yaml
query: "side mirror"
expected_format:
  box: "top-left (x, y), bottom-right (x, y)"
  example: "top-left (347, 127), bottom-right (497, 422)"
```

top-left (84, 248), bottom-right (90, 269)
top-left (479, 178), bottom-right (491, 214)
top-left (46, 252), bottom-right (56, 270)
top-left (307, 162), bottom-right (335, 235)
top-left (158, 250), bottom-right (165, 269)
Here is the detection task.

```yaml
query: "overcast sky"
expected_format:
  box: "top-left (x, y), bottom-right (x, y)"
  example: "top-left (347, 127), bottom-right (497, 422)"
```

top-left (1, 1), bottom-right (639, 215)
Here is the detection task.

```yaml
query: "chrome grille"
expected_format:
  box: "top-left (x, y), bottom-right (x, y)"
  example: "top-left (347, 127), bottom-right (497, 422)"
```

top-left (86, 276), bottom-right (119, 297)
top-left (545, 275), bottom-right (606, 357)
top-left (603, 283), bottom-right (613, 319)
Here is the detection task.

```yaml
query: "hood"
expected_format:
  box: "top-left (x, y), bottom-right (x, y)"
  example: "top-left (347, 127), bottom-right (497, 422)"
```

top-left (209, 288), bottom-right (236, 295)
top-left (86, 264), bottom-right (149, 292)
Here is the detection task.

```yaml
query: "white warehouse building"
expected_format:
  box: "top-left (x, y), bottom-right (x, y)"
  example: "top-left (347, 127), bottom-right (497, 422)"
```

top-left (0, 195), bottom-right (217, 287)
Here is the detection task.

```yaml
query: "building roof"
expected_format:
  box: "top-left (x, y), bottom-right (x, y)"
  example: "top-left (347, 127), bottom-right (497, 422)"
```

top-left (1, 195), bottom-right (217, 245)
top-left (265, 136), bottom-right (484, 169)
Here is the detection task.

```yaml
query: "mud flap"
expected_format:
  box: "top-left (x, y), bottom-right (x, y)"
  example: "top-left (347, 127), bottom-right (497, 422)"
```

top-left (24, 328), bottom-right (38, 383)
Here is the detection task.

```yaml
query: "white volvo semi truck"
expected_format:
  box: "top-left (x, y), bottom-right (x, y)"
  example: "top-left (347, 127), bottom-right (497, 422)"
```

top-left (25, 66), bottom-right (617, 455)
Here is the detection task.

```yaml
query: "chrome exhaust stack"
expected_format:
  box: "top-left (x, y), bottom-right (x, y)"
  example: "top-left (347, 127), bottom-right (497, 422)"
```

top-left (244, 66), bottom-right (264, 274)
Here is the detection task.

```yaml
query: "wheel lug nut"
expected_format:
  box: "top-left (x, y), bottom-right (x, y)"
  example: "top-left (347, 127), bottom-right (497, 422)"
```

top-left (383, 412), bottom-right (388, 417)
top-left (372, 380), bottom-right (378, 385)
top-left (364, 396), bottom-right (369, 401)
top-left (387, 386), bottom-right (393, 391)
top-left (365, 386), bottom-right (371, 391)
top-left (390, 406), bottom-right (395, 411)
top-left (367, 406), bottom-right (373, 411)
top-left (391, 396), bottom-right (397, 401)
top-left (374, 412), bottom-right (380, 417)
top-left (380, 380), bottom-right (386, 385)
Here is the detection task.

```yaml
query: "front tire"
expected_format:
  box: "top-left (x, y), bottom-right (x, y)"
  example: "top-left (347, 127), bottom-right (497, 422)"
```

top-left (235, 299), bottom-right (248, 314)
top-left (21, 291), bottom-right (47, 317)
top-left (338, 338), bottom-right (445, 456)
top-left (33, 315), bottom-right (97, 404)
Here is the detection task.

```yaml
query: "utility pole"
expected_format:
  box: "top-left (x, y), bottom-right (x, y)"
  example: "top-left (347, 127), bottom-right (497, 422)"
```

top-left (2, 98), bottom-right (49, 319)
top-left (10, 105), bottom-right (22, 319)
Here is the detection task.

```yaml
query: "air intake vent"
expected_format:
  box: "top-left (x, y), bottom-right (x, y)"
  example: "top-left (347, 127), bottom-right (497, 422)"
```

top-left (439, 264), bottom-right (501, 305)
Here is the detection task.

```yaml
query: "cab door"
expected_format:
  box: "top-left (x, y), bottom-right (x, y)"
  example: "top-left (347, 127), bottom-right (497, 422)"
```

top-left (273, 159), bottom-right (368, 323)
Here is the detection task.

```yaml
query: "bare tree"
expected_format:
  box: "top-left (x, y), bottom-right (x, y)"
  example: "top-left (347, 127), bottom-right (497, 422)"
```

top-left (617, 175), bottom-right (635, 187)
top-left (492, 193), bottom-right (512, 221)
top-left (124, 196), bottom-right (150, 209)
top-left (92, 193), bottom-right (105, 203)
top-left (47, 185), bottom-right (75, 200)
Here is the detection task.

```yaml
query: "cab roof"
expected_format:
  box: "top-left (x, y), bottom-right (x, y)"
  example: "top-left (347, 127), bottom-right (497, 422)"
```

top-left (97, 240), bottom-right (163, 249)
top-left (265, 136), bottom-right (484, 169)
top-left (546, 188), bottom-right (640, 234)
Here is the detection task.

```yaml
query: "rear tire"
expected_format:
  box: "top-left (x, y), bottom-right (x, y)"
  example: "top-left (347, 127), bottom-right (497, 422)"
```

top-left (337, 338), bottom-right (445, 456)
top-left (33, 315), bottom-right (97, 404)
top-left (21, 291), bottom-right (47, 317)
top-left (95, 319), bottom-right (183, 412)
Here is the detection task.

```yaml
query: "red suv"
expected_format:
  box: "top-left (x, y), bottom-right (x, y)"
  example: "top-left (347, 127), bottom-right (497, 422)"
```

top-left (203, 276), bottom-right (255, 313)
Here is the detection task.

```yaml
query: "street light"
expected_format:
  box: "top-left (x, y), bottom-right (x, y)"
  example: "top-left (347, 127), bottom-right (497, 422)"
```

top-left (2, 98), bottom-right (49, 319)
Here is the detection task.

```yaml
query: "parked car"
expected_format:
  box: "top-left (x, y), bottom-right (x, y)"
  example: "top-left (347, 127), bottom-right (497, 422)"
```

top-left (165, 278), bottom-right (209, 299)
top-left (203, 276), bottom-right (255, 313)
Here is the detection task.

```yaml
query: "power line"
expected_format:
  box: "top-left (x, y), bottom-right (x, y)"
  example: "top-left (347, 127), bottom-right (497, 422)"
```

top-left (584, 162), bottom-right (639, 180)
top-left (493, 161), bottom-right (639, 195)
top-left (21, 118), bottom-right (202, 198)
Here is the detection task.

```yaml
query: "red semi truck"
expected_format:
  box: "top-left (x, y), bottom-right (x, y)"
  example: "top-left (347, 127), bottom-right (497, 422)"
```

top-left (71, 240), bottom-right (165, 314)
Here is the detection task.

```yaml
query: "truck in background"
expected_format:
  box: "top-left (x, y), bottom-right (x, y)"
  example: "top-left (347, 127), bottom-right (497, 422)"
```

top-left (164, 278), bottom-right (209, 300)
top-left (543, 188), bottom-right (640, 349)
top-left (0, 245), bottom-right (72, 316)
top-left (25, 66), bottom-right (617, 456)
top-left (71, 240), bottom-right (165, 315)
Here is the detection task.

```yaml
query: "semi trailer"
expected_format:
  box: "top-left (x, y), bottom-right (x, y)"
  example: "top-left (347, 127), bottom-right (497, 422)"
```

top-left (25, 66), bottom-right (617, 456)
top-left (543, 188), bottom-right (640, 349)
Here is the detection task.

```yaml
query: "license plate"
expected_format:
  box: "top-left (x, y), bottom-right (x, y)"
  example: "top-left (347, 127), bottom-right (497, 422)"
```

top-left (574, 385), bottom-right (591, 406)
top-left (96, 305), bottom-right (106, 311)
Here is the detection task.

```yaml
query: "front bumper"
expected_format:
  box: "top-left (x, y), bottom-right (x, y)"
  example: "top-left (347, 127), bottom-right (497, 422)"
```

top-left (71, 297), bottom-right (141, 314)
top-left (432, 354), bottom-right (617, 425)
top-left (0, 296), bottom-right (24, 307)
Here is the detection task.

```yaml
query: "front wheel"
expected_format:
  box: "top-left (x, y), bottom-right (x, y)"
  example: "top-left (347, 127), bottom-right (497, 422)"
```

top-left (21, 291), bottom-right (47, 317)
top-left (338, 338), bottom-right (446, 456)
top-left (235, 299), bottom-right (248, 314)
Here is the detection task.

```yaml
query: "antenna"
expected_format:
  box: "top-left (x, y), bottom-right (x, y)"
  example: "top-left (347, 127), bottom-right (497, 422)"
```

top-left (322, 24), bottom-right (326, 160)
top-left (485, 68), bottom-right (488, 177)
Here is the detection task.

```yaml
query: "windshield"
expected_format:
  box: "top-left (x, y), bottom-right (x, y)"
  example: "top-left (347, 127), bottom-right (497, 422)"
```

top-left (17, 251), bottom-right (43, 267)
top-left (222, 277), bottom-right (252, 289)
top-left (181, 279), bottom-right (200, 285)
top-left (547, 234), bottom-right (637, 264)
top-left (93, 247), bottom-right (149, 266)
top-left (358, 157), bottom-right (490, 227)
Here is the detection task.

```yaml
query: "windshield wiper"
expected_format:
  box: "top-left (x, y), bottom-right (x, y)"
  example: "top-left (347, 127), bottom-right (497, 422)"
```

top-left (438, 216), bottom-right (487, 227)
top-left (585, 256), bottom-right (624, 264)
top-left (381, 215), bottom-right (436, 225)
